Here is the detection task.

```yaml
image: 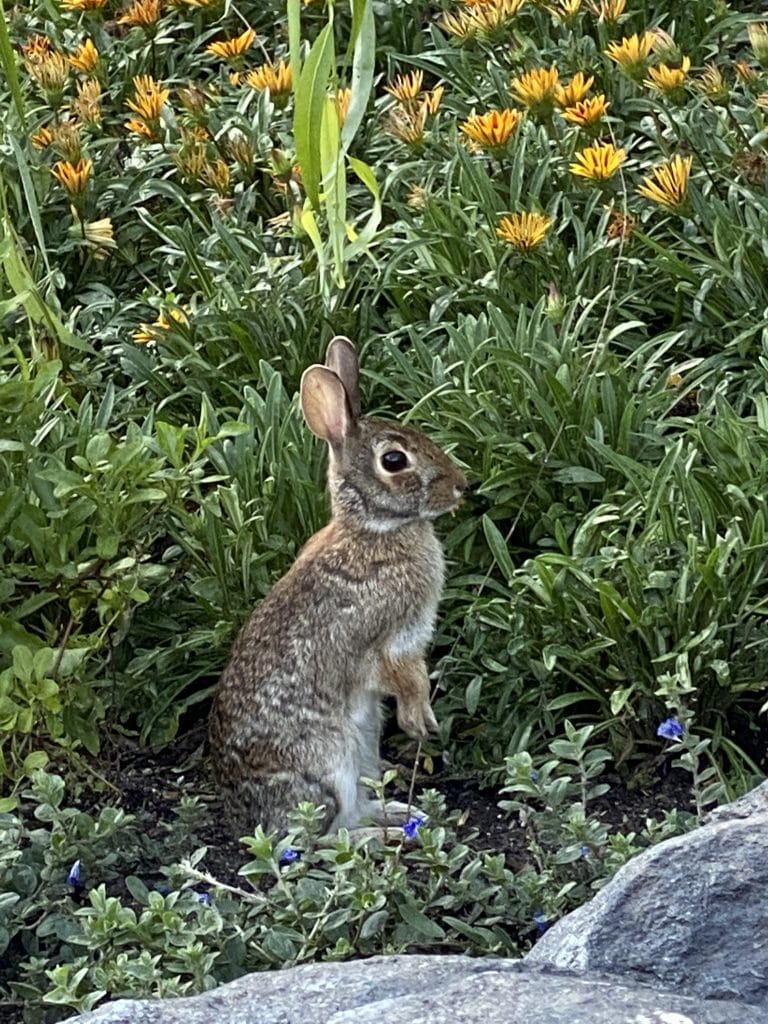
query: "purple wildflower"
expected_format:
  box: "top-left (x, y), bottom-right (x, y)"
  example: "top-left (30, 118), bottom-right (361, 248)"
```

top-left (657, 717), bottom-right (684, 741)
top-left (533, 910), bottom-right (551, 935)
top-left (279, 847), bottom-right (300, 865)
top-left (67, 860), bottom-right (82, 888)
top-left (402, 816), bottom-right (426, 840)
top-left (196, 891), bottom-right (212, 906)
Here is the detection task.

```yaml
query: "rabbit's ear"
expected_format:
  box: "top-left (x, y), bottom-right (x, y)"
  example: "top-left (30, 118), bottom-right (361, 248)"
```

top-left (325, 336), bottom-right (361, 422)
top-left (300, 365), bottom-right (354, 445)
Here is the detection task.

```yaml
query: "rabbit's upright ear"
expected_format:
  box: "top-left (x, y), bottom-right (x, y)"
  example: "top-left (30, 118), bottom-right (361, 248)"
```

top-left (300, 365), bottom-right (354, 446)
top-left (325, 336), bottom-right (361, 422)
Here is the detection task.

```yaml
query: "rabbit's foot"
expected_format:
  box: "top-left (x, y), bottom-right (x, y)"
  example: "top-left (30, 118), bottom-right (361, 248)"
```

top-left (360, 798), bottom-right (426, 828)
top-left (396, 699), bottom-right (438, 740)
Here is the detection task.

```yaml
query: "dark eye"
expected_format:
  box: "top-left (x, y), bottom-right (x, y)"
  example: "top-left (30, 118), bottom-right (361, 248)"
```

top-left (380, 450), bottom-right (409, 473)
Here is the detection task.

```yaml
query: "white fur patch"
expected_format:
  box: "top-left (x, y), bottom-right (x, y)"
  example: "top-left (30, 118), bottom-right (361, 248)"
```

top-left (330, 692), bottom-right (381, 829)
top-left (386, 612), bottom-right (436, 659)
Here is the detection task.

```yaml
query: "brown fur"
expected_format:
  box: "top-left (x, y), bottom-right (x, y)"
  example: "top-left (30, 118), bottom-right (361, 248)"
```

top-left (209, 338), bottom-right (466, 835)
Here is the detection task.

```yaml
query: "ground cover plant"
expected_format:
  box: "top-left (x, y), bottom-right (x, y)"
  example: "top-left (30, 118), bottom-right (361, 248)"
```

top-left (2, 0), bottom-right (768, 1018)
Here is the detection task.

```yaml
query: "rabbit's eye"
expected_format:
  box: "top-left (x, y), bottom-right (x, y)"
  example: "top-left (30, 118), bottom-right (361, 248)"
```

top-left (380, 450), bottom-right (409, 473)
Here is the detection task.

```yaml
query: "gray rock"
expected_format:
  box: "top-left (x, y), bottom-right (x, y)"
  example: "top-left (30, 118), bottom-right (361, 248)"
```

top-left (73, 957), bottom-right (762, 1024)
top-left (527, 781), bottom-right (768, 1006)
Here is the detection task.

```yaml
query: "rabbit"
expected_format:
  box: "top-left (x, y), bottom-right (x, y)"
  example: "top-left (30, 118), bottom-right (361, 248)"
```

top-left (209, 336), bottom-right (467, 836)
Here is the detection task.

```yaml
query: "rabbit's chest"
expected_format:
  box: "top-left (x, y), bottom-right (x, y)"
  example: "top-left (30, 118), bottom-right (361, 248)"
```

top-left (383, 536), bottom-right (444, 659)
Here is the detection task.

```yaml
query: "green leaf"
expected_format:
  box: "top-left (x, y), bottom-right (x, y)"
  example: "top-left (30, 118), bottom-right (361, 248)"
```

top-left (481, 515), bottom-right (516, 582)
top-left (397, 899), bottom-right (445, 940)
top-left (294, 22), bottom-right (335, 210)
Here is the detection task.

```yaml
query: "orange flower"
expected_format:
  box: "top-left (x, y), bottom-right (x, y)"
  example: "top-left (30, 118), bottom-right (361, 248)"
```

top-left (68, 39), bottom-right (100, 74)
top-left (460, 109), bottom-right (523, 152)
top-left (206, 27), bottom-right (256, 62)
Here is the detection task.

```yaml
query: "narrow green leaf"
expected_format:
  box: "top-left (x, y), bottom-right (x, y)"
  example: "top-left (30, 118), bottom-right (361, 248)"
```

top-left (294, 22), bottom-right (335, 210)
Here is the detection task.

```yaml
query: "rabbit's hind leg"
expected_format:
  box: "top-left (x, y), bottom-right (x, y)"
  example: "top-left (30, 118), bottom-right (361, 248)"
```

top-left (225, 770), bottom-right (341, 836)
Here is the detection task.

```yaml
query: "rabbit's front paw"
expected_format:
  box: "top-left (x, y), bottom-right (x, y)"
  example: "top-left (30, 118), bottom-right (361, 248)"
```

top-left (397, 699), bottom-right (438, 740)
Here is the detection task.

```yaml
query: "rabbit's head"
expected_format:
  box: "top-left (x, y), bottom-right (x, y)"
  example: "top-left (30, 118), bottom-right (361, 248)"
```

top-left (301, 337), bottom-right (467, 532)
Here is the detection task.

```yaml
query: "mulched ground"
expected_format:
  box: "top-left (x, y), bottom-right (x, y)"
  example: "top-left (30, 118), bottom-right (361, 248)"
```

top-left (80, 715), bottom-right (696, 887)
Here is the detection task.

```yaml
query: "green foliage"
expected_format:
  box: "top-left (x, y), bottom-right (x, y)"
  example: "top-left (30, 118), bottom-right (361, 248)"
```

top-left (2, 768), bottom-right (689, 1020)
top-left (2, 0), bottom-right (768, 1013)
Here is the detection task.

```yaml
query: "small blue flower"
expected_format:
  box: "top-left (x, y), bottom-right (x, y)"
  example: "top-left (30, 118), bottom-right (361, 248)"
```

top-left (580, 845), bottom-right (590, 859)
top-left (402, 816), bottom-right (426, 840)
top-left (532, 910), bottom-right (550, 935)
top-left (67, 860), bottom-right (82, 888)
top-left (657, 717), bottom-right (684, 741)
top-left (279, 847), bottom-right (300, 865)
top-left (529, 770), bottom-right (540, 782)
top-left (196, 891), bottom-right (212, 906)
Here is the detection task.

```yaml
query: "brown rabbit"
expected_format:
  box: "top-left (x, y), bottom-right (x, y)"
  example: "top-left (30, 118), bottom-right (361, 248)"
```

top-left (209, 336), bottom-right (466, 834)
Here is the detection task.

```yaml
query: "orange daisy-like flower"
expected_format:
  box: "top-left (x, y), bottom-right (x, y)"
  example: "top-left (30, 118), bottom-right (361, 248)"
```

top-left (68, 39), bottom-right (100, 74)
top-left (385, 69), bottom-right (424, 106)
top-left (60, 0), bottom-right (109, 9)
top-left (206, 27), bottom-right (256, 62)
top-left (604, 32), bottom-right (655, 79)
top-left (460, 109), bottom-right (523, 152)
top-left (644, 57), bottom-right (691, 98)
top-left (51, 158), bottom-right (92, 197)
top-left (561, 94), bottom-right (609, 127)
top-left (133, 307), bottom-right (188, 345)
top-left (245, 61), bottom-right (293, 107)
top-left (555, 71), bottom-right (593, 108)
top-left (510, 66), bottom-right (560, 114)
top-left (637, 155), bottom-right (692, 210)
top-left (497, 211), bottom-right (552, 251)
top-left (570, 141), bottom-right (626, 181)
top-left (118, 0), bottom-right (162, 27)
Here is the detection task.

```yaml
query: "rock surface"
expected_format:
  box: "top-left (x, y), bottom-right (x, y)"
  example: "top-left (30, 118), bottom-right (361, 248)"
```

top-left (527, 780), bottom-right (768, 1005)
top-left (74, 783), bottom-right (768, 1024)
top-left (74, 956), bottom-right (762, 1024)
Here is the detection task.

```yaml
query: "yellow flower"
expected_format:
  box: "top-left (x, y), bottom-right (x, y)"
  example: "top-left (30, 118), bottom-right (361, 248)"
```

top-left (51, 158), bottom-right (92, 197)
top-left (588, 0), bottom-right (626, 21)
top-left (21, 35), bottom-right (53, 59)
top-left (510, 65), bottom-right (560, 115)
top-left (245, 61), bottom-right (293, 107)
top-left (734, 61), bottom-right (758, 86)
top-left (555, 71), bottom-right (594, 108)
top-left (497, 211), bottom-right (552, 251)
top-left (73, 79), bottom-right (103, 123)
top-left (384, 105), bottom-right (427, 146)
top-left (206, 27), bottom-right (256, 62)
top-left (637, 155), bottom-right (692, 210)
top-left (385, 70), bottom-right (424, 106)
top-left (472, 0), bottom-right (526, 35)
top-left (31, 125), bottom-right (56, 148)
top-left (570, 141), bottom-right (626, 181)
top-left (126, 74), bottom-right (170, 124)
top-left (748, 22), bottom-right (768, 65)
top-left (334, 87), bottom-right (351, 125)
top-left (697, 64), bottom-right (727, 102)
top-left (406, 183), bottom-right (428, 210)
top-left (68, 39), bottom-right (100, 74)
top-left (605, 32), bottom-right (655, 78)
top-left (460, 109), bottom-right (523, 152)
top-left (421, 85), bottom-right (445, 116)
top-left (71, 210), bottom-right (117, 258)
top-left (644, 56), bottom-right (691, 97)
top-left (202, 158), bottom-right (230, 194)
top-left (33, 120), bottom-right (82, 161)
top-left (26, 51), bottom-right (70, 96)
top-left (551, 0), bottom-right (583, 21)
top-left (440, 8), bottom-right (475, 38)
top-left (118, 0), bottom-right (162, 28)
top-left (60, 0), bottom-right (108, 9)
top-left (561, 94), bottom-right (609, 127)
top-left (133, 308), bottom-right (187, 345)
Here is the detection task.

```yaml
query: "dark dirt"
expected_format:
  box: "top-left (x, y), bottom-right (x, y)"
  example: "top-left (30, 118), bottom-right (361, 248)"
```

top-left (76, 714), bottom-right (697, 889)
